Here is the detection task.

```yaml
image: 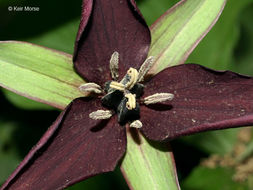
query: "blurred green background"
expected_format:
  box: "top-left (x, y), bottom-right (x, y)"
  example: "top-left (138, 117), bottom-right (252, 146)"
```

top-left (0, 0), bottom-right (253, 189)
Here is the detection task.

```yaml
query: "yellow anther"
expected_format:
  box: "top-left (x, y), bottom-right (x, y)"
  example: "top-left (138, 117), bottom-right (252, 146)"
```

top-left (110, 81), bottom-right (125, 91)
top-left (125, 93), bottom-right (136, 110)
top-left (125, 67), bottom-right (139, 89)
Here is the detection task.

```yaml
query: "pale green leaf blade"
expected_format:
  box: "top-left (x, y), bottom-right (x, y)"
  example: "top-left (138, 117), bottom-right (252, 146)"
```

top-left (121, 129), bottom-right (180, 190)
top-left (0, 41), bottom-right (85, 109)
top-left (148, 0), bottom-right (226, 74)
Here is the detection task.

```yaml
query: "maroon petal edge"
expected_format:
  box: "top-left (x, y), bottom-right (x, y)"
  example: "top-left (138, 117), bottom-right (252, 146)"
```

top-left (140, 64), bottom-right (253, 141)
top-left (1, 98), bottom-right (126, 190)
top-left (73, 0), bottom-right (93, 59)
top-left (73, 0), bottom-right (151, 85)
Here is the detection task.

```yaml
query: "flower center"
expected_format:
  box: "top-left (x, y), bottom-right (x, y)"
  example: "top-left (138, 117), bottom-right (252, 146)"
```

top-left (81, 51), bottom-right (174, 128)
top-left (101, 66), bottom-right (145, 124)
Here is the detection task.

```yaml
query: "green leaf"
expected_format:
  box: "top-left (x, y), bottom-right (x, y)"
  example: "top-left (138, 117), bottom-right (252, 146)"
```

top-left (2, 89), bottom-right (54, 110)
top-left (148, 0), bottom-right (226, 74)
top-left (67, 168), bottom-right (128, 190)
top-left (0, 153), bottom-right (20, 185)
top-left (181, 128), bottom-right (238, 155)
top-left (249, 176), bottom-right (253, 190)
top-left (137, 0), bottom-right (179, 26)
top-left (0, 121), bottom-right (20, 184)
top-left (24, 19), bottom-right (80, 54)
top-left (237, 139), bottom-right (253, 162)
top-left (187, 0), bottom-right (253, 70)
top-left (182, 167), bottom-right (248, 190)
top-left (230, 3), bottom-right (253, 75)
top-left (0, 41), bottom-right (85, 109)
top-left (121, 129), bottom-right (180, 190)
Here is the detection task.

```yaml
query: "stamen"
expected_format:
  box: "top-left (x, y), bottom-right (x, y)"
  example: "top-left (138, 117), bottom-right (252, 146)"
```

top-left (144, 93), bottom-right (174, 105)
top-left (110, 51), bottom-right (119, 80)
top-left (89, 110), bottom-right (113, 120)
top-left (138, 56), bottom-right (154, 82)
top-left (125, 68), bottom-right (139, 89)
top-left (130, 120), bottom-right (142, 128)
top-left (125, 93), bottom-right (136, 110)
top-left (79, 83), bottom-right (102, 94)
top-left (110, 81), bottom-right (125, 91)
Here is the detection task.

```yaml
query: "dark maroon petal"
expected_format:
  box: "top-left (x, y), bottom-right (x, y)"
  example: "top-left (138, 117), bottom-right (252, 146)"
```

top-left (1, 98), bottom-right (126, 190)
top-left (73, 0), bottom-right (150, 85)
top-left (140, 64), bottom-right (253, 141)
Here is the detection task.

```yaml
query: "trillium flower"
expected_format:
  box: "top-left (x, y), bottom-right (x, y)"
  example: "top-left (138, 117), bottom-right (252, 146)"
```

top-left (1, 0), bottom-right (253, 189)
